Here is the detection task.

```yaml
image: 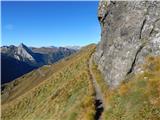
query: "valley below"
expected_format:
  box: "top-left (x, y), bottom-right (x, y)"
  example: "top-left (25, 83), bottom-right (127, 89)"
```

top-left (1, 43), bottom-right (76, 84)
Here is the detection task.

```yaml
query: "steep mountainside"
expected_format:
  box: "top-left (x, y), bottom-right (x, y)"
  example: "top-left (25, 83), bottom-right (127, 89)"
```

top-left (1, 44), bottom-right (38, 66)
top-left (1, 43), bottom-right (76, 84)
top-left (94, 1), bottom-right (160, 87)
top-left (2, 45), bottom-right (97, 120)
top-left (2, 44), bottom-right (160, 120)
top-left (31, 46), bottom-right (76, 64)
top-left (1, 54), bottom-right (35, 84)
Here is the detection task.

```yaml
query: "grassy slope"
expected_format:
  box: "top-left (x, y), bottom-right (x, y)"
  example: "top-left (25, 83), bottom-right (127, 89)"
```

top-left (2, 44), bottom-right (96, 120)
top-left (2, 53), bottom-right (80, 104)
top-left (3, 44), bottom-right (160, 120)
top-left (92, 56), bottom-right (160, 120)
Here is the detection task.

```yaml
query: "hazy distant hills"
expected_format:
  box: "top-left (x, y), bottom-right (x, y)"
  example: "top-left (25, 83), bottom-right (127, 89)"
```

top-left (1, 43), bottom-right (76, 84)
top-left (64, 45), bottom-right (81, 50)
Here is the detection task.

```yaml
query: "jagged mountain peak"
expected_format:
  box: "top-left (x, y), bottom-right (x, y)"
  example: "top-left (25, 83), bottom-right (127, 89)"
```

top-left (17, 43), bottom-right (35, 61)
top-left (18, 43), bottom-right (27, 49)
top-left (19, 42), bottom-right (25, 47)
top-left (18, 43), bottom-right (33, 53)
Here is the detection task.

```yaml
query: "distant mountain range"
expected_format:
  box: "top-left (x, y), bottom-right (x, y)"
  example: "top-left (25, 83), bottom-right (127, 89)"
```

top-left (64, 45), bottom-right (82, 50)
top-left (1, 43), bottom-right (77, 84)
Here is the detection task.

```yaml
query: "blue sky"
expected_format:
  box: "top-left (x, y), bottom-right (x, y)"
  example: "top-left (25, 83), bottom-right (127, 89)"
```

top-left (2, 1), bottom-right (100, 47)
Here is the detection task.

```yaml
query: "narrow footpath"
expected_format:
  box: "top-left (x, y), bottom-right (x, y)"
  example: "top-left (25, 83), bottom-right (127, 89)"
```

top-left (89, 55), bottom-right (105, 120)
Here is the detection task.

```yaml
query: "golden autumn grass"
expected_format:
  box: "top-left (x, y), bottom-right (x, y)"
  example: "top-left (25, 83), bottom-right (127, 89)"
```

top-left (92, 56), bottom-right (160, 120)
top-left (2, 44), bottom-right (96, 120)
top-left (2, 44), bottom-right (160, 120)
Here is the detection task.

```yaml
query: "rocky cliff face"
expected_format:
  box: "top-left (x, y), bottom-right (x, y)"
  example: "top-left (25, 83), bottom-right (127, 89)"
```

top-left (94, 1), bottom-right (160, 88)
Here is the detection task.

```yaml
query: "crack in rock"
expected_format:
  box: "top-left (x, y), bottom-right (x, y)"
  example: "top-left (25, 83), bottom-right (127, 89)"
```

top-left (139, 18), bottom-right (146, 39)
top-left (149, 18), bottom-right (160, 37)
top-left (127, 44), bottom-right (145, 75)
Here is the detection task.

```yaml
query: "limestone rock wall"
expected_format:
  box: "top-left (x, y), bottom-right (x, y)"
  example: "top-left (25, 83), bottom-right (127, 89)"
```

top-left (94, 1), bottom-right (160, 87)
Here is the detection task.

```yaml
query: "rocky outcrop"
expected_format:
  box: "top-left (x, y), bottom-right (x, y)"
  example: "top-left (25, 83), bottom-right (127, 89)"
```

top-left (94, 1), bottom-right (160, 88)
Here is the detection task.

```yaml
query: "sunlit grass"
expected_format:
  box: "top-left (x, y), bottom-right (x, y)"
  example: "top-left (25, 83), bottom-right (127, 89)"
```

top-left (2, 44), bottom-right (96, 120)
top-left (103, 56), bottom-right (160, 120)
top-left (3, 46), bottom-right (160, 120)
top-left (92, 55), bottom-right (160, 120)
